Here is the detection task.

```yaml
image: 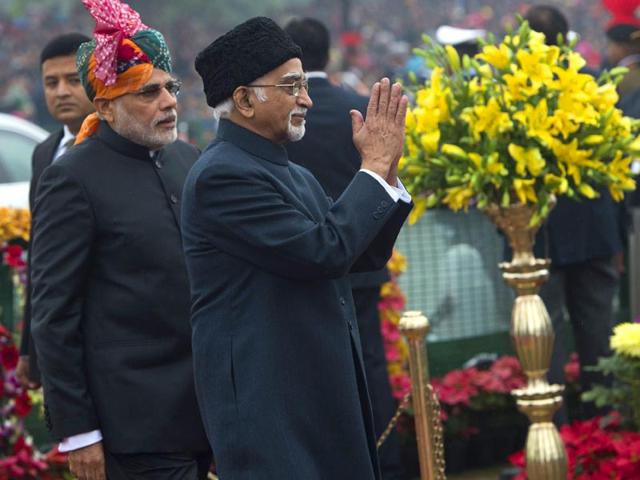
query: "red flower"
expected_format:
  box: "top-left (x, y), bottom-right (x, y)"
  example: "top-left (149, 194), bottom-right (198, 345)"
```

top-left (3, 244), bottom-right (25, 268)
top-left (564, 352), bottom-right (580, 384)
top-left (511, 414), bottom-right (640, 479)
top-left (13, 390), bottom-right (32, 417)
top-left (0, 344), bottom-right (18, 370)
top-left (434, 368), bottom-right (480, 406)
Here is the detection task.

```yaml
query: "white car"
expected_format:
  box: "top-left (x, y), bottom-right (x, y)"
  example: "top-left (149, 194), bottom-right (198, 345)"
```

top-left (0, 113), bottom-right (48, 208)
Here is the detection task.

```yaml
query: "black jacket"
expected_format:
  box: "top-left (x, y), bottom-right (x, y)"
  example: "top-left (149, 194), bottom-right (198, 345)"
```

top-left (30, 122), bottom-right (209, 454)
top-left (285, 76), bottom-right (388, 288)
top-left (182, 119), bottom-right (412, 479)
top-left (20, 129), bottom-right (64, 380)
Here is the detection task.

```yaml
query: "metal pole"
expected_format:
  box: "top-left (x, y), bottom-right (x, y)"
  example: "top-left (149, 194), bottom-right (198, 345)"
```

top-left (400, 311), bottom-right (438, 480)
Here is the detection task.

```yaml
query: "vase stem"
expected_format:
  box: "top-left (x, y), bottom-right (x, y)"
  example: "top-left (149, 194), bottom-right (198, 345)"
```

top-left (485, 203), bottom-right (567, 479)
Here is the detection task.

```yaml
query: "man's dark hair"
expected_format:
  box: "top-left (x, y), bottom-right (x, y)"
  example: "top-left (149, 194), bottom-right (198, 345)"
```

top-left (40, 32), bottom-right (91, 65)
top-left (284, 18), bottom-right (330, 71)
top-left (524, 5), bottom-right (569, 46)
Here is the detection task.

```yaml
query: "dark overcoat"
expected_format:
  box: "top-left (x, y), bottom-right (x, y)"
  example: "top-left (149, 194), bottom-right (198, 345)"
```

top-left (21, 128), bottom-right (64, 380)
top-left (30, 122), bottom-right (209, 454)
top-left (285, 76), bottom-right (387, 288)
top-left (181, 119), bottom-right (411, 480)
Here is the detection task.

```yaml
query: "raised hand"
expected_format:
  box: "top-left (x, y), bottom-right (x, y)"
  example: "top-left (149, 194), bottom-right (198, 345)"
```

top-left (350, 78), bottom-right (408, 185)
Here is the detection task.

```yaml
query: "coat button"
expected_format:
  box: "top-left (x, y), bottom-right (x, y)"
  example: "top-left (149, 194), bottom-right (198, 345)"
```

top-left (170, 193), bottom-right (178, 204)
top-left (154, 158), bottom-right (163, 169)
top-left (340, 297), bottom-right (346, 306)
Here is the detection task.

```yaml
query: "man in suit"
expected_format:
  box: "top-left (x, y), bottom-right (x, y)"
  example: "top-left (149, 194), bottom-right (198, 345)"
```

top-left (284, 18), bottom-right (407, 480)
top-left (30, 2), bottom-right (210, 479)
top-left (15, 32), bottom-right (94, 389)
top-left (183, 17), bottom-right (411, 480)
top-left (526, 5), bottom-right (625, 423)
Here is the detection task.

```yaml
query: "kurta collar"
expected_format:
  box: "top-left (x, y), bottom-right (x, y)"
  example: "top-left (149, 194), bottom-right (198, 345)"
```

top-left (96, 121), bottom-right (153, 160)
top-left (216, 119), bottom-right (289, 166)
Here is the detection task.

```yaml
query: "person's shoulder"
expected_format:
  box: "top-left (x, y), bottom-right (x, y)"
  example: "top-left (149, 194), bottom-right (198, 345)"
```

top-left (199, 138), bottom-right (255, 168)
top-left (33, 129), bottom-right (63, 158)
top-left (166, 139), bottom-right (199, 158)
top-left (53, 136), bottom-right (101, 170)
top-left (189, 139), bottom-right (255, 183)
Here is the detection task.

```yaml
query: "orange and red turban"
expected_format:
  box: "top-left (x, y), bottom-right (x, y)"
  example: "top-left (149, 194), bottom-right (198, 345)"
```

top-left (76, 0), bottom-right (172, 143)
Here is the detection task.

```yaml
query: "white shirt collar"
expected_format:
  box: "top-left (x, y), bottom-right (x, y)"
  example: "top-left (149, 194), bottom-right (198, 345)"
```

top-left (60, 125), bottom-right (75, 146)
top-left (53, 125), bottom-right (76, 162)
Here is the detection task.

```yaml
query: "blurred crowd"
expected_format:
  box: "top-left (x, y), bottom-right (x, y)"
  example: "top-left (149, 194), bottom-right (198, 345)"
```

top-left (0, 0), bottom-right (614, 145)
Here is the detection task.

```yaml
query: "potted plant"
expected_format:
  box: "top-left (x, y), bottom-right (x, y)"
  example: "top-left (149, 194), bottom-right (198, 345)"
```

top-left (583, 322), bottom-right (640, 430)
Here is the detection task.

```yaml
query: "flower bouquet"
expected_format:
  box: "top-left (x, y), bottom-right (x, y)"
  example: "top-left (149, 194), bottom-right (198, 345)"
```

top-left (400, 19), bottom-right (639, 225)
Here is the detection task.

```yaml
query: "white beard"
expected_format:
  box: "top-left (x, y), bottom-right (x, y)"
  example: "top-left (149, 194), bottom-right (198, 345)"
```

top-left (287, 107), bottom-right (307, 142)
top-left (112, 102), bottom-right (178, 150)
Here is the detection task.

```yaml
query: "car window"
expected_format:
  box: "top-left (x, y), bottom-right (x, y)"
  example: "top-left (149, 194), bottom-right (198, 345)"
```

top-left (0, 130), bottom-right (34, 183)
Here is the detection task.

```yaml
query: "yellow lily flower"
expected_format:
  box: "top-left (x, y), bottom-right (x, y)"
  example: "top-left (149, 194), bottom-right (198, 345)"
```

top-left (508, 144), bottom-right (546, 177)
top-left (441, 144), bottom-right (467, 158)
top-left (543, 173), bottom-right (568, 194)
top-left (513, 99), bottom-right (554, 146)
top-left (578, 183), bottom-right (598, 199)
top-left (420, 131), bottom-right (440, 154)
top-left (408, 197), bottom-right (428, 225)
top-left (443, 185), bottom-right (474, 211)
top-left (445, 45), bottom-right (461, 72)
top-left (477, 43), bottom-right (511, 70)
top-left (513, 178), bottom-right (537, 204)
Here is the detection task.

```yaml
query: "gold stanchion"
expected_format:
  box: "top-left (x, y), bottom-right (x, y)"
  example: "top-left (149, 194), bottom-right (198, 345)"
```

top-left (485, 203), bottom-right (567, 479)
top-left (400, 311), bottom-right (445, 480)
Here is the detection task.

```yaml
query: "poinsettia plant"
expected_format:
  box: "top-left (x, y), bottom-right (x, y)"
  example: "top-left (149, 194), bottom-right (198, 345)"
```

top-left (431, 355), bottom-right (526, 437)
top-left (401, 19), bottom-right (638, 225)
top-left (510, 413), bottom-right (640, 479)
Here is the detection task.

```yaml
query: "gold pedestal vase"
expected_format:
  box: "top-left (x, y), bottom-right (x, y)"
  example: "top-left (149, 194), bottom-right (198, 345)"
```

top-left (484, 203), bottom-right (567, 479)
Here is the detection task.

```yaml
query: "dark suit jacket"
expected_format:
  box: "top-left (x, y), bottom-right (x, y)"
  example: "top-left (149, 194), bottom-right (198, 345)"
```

top-left (534, 193), bottom-right (626, 267)
top-left (181, 120), bottom-right (412, 480)
top-left (20, 129), bottom-right (64, 380)
top-left (285, 76), bottom-right (388, 288)
top-left (30, 122), bottom-right (209, 454)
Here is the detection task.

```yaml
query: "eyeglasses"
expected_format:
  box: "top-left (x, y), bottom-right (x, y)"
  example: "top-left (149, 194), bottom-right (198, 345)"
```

top-left (131, 79), bottom-right (182, 101)
top-left (248, 78), bottom-right (309, 97)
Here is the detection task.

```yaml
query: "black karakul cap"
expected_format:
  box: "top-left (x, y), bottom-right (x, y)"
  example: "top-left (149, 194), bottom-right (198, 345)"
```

top-left (195, 17), bottom-right (302, 108)
top-left (606, 23), bottom-right (640, 43)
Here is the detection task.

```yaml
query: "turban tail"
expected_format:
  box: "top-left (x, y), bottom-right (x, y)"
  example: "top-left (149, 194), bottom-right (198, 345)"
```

top-left (76, 28), bottom-right (172, 143)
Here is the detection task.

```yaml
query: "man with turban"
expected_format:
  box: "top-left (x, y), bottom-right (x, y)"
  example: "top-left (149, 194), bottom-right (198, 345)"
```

top-left (30, 1), bottom-right (210, 479)
top-left (182, 17), bottom-right (411, 479)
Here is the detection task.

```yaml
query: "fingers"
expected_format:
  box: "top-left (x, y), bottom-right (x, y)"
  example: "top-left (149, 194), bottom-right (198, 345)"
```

top-left (396, 94), bottom-right (409, 126)
top-left (350, 109), bottom-right (364, 136)
top-left (366, 81), bottom-right (381, 119)
top-left (387, 82), bottom-right (402, 119)
top-left (377, 78), bottom-right (391, 116)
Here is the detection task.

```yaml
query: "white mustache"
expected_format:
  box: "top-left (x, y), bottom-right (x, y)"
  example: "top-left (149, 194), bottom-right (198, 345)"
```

top-left (155, 110), bottom-right (177, 125)
top-left (289, 108), bottom-right (307, 120)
